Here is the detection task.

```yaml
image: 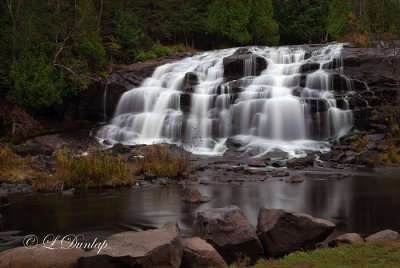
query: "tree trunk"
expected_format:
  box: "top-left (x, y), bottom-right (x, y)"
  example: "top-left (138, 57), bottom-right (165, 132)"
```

top-left (97, 0), bottom-right (103, 30)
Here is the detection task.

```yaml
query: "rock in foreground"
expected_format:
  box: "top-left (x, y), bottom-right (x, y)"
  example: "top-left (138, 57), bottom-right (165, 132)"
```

top-left (78, 221), bottom-right (182, 268)
top-left (256, 207), bottom-right (335, 257)
top-left (192, 205), bottom-right (264, 264)
top-left (0, 240), bottom-right (83, 268)
top-left (328, 233), bottom-right (364, 247)
top-left (365, 229), bottom-right (400, 242)
top-left (181, 237), bottom-right (227, 268)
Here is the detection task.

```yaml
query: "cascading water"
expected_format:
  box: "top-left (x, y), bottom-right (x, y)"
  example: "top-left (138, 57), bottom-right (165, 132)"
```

top-left (97, 44), bottom-right (354, 157)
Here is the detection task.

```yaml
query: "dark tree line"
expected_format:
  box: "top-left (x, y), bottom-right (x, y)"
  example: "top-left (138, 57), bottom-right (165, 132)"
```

top-left (0, 0), bottom-right (399, 111)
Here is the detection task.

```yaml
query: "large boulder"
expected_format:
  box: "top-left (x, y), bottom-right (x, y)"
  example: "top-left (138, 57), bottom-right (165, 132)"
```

top-left (256, 207), bottom-right (335, 257)
top-left (365, 229), bottom-right (400, 242)
top-left (0, 240), bottom-right (84, 268)
top-left (78, 221), bottom-right (183, 268)
top-left (328, 233), bottom-right (364, 247)
top-left (181, 237), bottom-right (227, 268)
top-left (192, 205), bottom-right (264, 265)
top-left (223, 52), bottom-right (267, 80)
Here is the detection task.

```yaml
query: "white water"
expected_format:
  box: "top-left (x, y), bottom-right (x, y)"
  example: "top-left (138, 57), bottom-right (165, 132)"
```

top-left (97, 44), bottom-right (354, 157)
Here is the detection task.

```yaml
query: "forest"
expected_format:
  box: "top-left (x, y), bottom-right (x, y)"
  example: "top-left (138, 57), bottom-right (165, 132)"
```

top-left (0, 0), bottom-right (399, 113)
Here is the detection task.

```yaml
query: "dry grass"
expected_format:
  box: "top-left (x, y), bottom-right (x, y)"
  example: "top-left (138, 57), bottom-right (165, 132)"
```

top-left (339, 31), bottom-right (371, 47)
top-left (53, 146), bottom-right (136, 189)
top-left (138, 144), bottom-right (190, 179)
top-left (0, 144), bottom-right (36, 181)
top-left (374, 124), bottom-right (400, 165)
top-left (0, 99), bottom-right (36, 138)
top-left (2, 142), bottom-right (190, 191)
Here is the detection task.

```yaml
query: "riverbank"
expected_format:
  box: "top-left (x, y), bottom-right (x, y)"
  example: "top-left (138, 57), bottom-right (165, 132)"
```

top-left (239, 241), bottom-right (400, 267)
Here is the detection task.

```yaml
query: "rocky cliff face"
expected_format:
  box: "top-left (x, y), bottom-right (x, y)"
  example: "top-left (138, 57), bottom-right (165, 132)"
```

top-left (60, 43), bottom-right (398, 133)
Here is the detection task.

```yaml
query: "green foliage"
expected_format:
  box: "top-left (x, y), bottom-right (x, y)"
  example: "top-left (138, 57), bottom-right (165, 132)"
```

top-left (207, 0), bottom-right (252, 45)
top-left (151, 41), bottom-right (172, 57)
top-left (8, 52), bottom-right (66, 108)
top-left (135, 42), bottom-right (172, 61)
top-left (173, 44), bottom-right (185, 53)
top-left (272, 0), bottom-right (331, 44)
top-left (1, 0), bottom-right (105, 109)
top-left (206, 0), bottom-right (279, 46)
top-left (327, 0), bottom-right (400, 42)
top-left (111, 6), bottom-right (147, 61)
top-left (327, 0), bottom-right (354, 40)
top-left (250, 0), bottom-right (280, 45)
top-left (135, 50), bottom-right (158, 62)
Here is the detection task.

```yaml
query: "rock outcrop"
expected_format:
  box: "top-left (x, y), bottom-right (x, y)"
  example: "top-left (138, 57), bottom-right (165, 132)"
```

top-left (223, 49), bottom-right (267, 80)
top-left (78, 221), bottom-right (183, 268)
top-left (192, 205), bottom-right (264, 264)
top-left (181, 237), bottom-right (227, 268)
top-left (256, 207), bottom-right (335, 257)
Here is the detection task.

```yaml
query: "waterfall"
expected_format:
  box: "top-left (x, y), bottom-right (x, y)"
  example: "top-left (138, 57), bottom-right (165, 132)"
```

top-left (97, 44), bottom-right (354, 157)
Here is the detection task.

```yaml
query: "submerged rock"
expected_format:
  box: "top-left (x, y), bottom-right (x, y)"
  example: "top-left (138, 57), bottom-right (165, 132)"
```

top-left (328, 233), bottom-right (364, 247)
top-left (78, 221), bottom-right (183, 268)
top-left (287, 175), bottom-right (305, 183)
top-left (182, 188), bottom-right (210, 203)
top-left (269, 170), bottom-right (289, 177)
top-left (0, 240), bottom-right (84, 268)
top-left (365, 229), bottom-right (400, 242)
top-left (181, 237), bottom-right (227, 268)
top-left (199, 179), bottom-right (215, 185)
top-left (256, 207), bottom-right (335, 257)
top-left (248, 160), bottom-right (267, 168)
top-left (192, 205), bottom-right (264, 264)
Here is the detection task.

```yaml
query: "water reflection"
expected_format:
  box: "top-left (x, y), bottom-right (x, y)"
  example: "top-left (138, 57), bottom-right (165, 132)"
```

top-left (2, 175), bottom-right (400, 248)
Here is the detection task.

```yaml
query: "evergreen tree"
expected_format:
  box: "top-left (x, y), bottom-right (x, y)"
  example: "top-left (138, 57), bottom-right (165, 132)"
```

top-left (206, 0), bottom-right (252, 46)
top-left (250, 0), bottom-right (280, 45)
top-left (272, 0), bottom-right (331, 44)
